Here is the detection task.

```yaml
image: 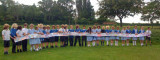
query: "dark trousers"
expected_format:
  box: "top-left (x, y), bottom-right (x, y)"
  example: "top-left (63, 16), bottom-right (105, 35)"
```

top-left (74, 36), bottom-right (81, 46)
top-left (69, 37), bottom-right (74, 46)
top-left (82, 36), bottom-right (87, 46)
top-left (22, 39), bottom-right (27, 51)
top-left (11, 38), bottom-right (16, 53)
top-left (64, 37), bottom-right (68, 46)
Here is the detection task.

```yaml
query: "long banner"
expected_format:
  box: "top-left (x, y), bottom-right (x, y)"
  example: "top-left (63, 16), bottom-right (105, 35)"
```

top-left (14, 32), bottom-right (150, 42)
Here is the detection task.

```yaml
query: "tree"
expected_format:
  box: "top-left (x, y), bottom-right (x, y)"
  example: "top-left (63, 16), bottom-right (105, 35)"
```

top-left (141, 1), bottom-right (160, 28)
top-left (76, 0), bottom-right (95, 24)
top-left (97, 0), bottom-right (143, 27)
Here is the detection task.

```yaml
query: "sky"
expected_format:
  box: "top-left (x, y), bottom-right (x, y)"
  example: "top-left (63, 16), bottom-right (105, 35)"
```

top-left (13, 0), bottom-right (159, 23)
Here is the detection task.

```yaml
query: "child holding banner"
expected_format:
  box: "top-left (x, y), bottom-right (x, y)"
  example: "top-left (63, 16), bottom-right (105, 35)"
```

top-left (38, 23), bottom-right (44, 49)
top-left (115, 27), bottom-right (120, 46)
top-left (81, 25), bottom-right (87, 47)
top-left (34, 26), bottom-right (41, 51)
top-left (28, 24), bottom-right (36, 51)
top-left (92, 25), bottom-right (97, 46)
top-left (110, 26), bottom-right (116, 46)
top-left (50, 25), bottom-right (56, 48)
top-left (146, 27), bottom-right (152, 46)
top-left (86, 27), bottom-right (92, 47)
top-left (16, 26), bottom-right (24, 52)
top-left (69, 25), bottom-right (74, 46)
top-left (121, 27), bottom-right (127, 46)
top-left (105, 26), bottom-right (110, 46)
top-left (126, 26), bottom-right (131, 46)
top-left (55, 25), bottom-right (59, 47)
top-left (22, 23), bottom-right (28, 52)
top-left (59, 24), bottom-right (65, 47)
top-left (101, 26), bottom-right (105, 46)
top-left (45, 25), bottom-right (50, 48)
top-left (132, 25), bottom-right (138, 46)
top-left (96, 25), bottom-right (101, 46)
top-left (139, 26), bottom-right (145, 46)
top-left (2, 24), bottom-right (10, 54)
top-left (74, 25), bottom-right (82, 46)
top-left (64, 24), bottom-right (69, 46)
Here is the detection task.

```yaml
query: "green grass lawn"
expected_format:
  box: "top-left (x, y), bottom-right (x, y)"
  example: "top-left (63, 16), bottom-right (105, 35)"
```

top-left (0, 25), bottom-right (160, 60)
top-left (0, 44), bottom-right (160, 60)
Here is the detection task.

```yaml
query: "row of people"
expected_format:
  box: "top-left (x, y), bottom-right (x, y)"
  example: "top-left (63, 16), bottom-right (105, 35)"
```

top-left (2, 23), bottom-right (152, 54)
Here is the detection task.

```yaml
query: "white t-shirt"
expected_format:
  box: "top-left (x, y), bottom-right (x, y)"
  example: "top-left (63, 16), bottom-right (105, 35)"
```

top-left (146, 30), bottom-right (151, 37)
top-left (2, 29), bottom-right (10, 40)
top-left (22, 28), bottom-right (28, 34)
top-left (16, 30), bottom-right (24, 37)
top-left (59, 28), bottom-right (64, 32)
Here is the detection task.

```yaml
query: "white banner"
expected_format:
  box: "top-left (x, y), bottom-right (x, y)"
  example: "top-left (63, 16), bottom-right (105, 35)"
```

top-left (14, 32), bottom-right (150, 42)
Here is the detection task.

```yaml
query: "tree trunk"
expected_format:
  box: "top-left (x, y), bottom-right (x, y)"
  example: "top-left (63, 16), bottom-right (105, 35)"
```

top-left (119, 18), bottom-right (123, 27)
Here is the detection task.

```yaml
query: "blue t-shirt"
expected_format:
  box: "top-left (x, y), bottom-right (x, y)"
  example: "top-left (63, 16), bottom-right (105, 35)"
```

top-left (126, 29), bottom-right (131, 34)
top-left (105, 29), bottom-right (110, 33)
top-left (81, 29), bottom-right (87, 32)
top-left (28, 29), bottom-right (35, 34)
top-left (69, 29), bottom-right (75, 38)
top-left (75, 28), bottom-right (81, 32)
top-left (50, 29), bottom-right (57, 33)
top-left (10, 28), bottom-right (17, 37)
top-left (115, 30), bottom-right (121, 33)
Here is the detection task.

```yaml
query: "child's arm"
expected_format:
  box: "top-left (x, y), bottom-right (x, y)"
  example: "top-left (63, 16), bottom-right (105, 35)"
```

top-left (2, 35), bottom-right (5, 40)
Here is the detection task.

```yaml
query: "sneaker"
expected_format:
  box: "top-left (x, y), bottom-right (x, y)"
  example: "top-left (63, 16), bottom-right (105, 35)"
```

top-left (35, 48), bottom-right (39, 51)
top-left (4, 52), bottom-right (8, 55)
top-left (39, 47), bottom-right (42, 50)
top-left (50, 46), bottom-right (54, 48)
top-left (55, 46), bottom-right (58, 48)
top-left (46, 46), bottom-right (48, 48)
top-left (20, 49), bottom-right (22, 52)
top-left (17, 50), bottom-right (19, 53)
top-left (42, 47), bottom-right (45, 49)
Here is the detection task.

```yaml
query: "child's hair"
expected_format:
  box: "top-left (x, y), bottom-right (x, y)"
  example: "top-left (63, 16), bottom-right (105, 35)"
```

top-left (148, 27), bottom-right (150, 29)
top-left (43, 25), bottom-right (46, 29)
top-left (88, 27), bottom-right (92, 34)
top-left (52, 25), bottom-right (55, 29)
top-left (17, 26), bottom-right (22, 30)
top-left (106, 25), bottom-right (110, 29)
top-left (35, 26), bottom-right (38, 30)
top-left (117, 26), bottom-right (119, 29)
top-left (11, 23), bottom-right (18, 28)
top-left (38, 23), bottom-right (43, 28)
top-left (30, 24), bottom-right (34, 27)
top-left (70, 25), bottom-right (73, 28)
top-left (24, 23), bottom-right (28, 26)
top-left (102, 26), bottom-right (105, 29)
top-left (93, 25), bottom-right (96, 29)
top-left (46, 25), bottom-right (50, 28)
top-left (111, 26), bottom-right (115, 29)
top-left (83, 25), bottom-right (86, 27)
top-left (3, 24), bottom-right (10, 30)
top-left (76, 25), bottom-right (79, 29)
top-left (97, 25), bottom-right (101, 28)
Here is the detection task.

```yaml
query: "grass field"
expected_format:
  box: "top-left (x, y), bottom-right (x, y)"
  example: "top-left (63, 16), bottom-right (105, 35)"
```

top-left (0, 25), bottom-right (160, 60)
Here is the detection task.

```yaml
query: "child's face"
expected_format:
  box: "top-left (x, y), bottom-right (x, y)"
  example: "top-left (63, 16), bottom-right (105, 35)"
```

top-left (117, 27), bottom-right (119, 30)
top-left (112, 27), bottom-right (114, 29)
top-left (141, 27), bottom-right (144, 30)
top-left (83, 27), bottom-right (85, 29)
top-left (135, 26), bottom-right (137, 29)
top-left (57, 26), bottom-right (59, 29)
top-left (52, 27), bottom-right (55, 29)
top-left (70, 26), bottom-right (73, 29)
top-left (148, 28), bottom-right (150, 30)
top-left (30, 26), bottom-right (33, 29)
top-left (106, 27), bottom-right (109, 29)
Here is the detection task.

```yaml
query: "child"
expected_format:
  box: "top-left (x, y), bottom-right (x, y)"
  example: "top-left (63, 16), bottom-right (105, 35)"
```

top-left (2, 24), bottom-right (10, 54)
top-left (22, 23), bottom-right (28, 52)
top-left (16, 26), bottom-right (24, 52)
top-left (28, 24), bottom-right (36, 51)
top-left (115, 27), bottom-right (120, 46)
top-left (105, 26), bottom-right (110, 46)
top-left (101, 26), bottom-right (105, 46)
top-left (126, 26), bottom-right (131, 46)
top-left (139, 26), bottom-right (145, 46)
top-left (145, 27), bottom-right (152, 46)
top-left (38, 23), bottom-right (44, 49)
top-left (81, 25), bottom-right (87, 47)
top-left (34, 26), bottom-right (41, 51)
top-left (69, 25), bottom-right (74, 46)
top-left (64, 24), bottom-right (69, 46)
top-left (132, 25), bottom-right (138, 46)
top-left (74, 25), bottom-right (81, 46)
top-left (92, 25), bottom-right (97, 46)
top-left (86, 27), bottom-right (92, 47)
top-left (10, 23), bottom-right (18, 53)
top-left (45, 25), bottom-right (50, 48)
top-left (121, 27), bottom-right (127, 46)
top-left (110, 26), bottom-right (116, 46)
top-left (59, 24), bottom-right (65, 47)
top-left (96, 25), bottom-right (101, 46)
top-left (50, 25), bottom-right (56, 48)
top-left (55, 25), bottom-right (59, 47)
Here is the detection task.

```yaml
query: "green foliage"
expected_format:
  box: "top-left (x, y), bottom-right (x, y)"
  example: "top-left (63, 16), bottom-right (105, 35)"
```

top-left (97, 0), bottom-right (143, 27)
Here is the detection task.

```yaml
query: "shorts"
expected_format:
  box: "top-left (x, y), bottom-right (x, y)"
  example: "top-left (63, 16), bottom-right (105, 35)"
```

top-left (93, 37), bottom-right (97, 40)
top-left (49, 37), bottom-right (55, 42)
top-left (121, 37), bottom-right (126, 40)
top-left (110, 36), bottom-right (115, 40)
top-left (96, 37), bottom-right (101, 40)
top-left (146, 37), bottom-right (151, 41)
top-left (60, 36), bottom-right (65, 42)
top-left (55, 36), bottom-right (59, 42)
top-left (4, 40), bottom-right (10, 47)
top-left (16, 41), bottom-right (22, 45)
top-left (132, 37), bottom-right (137, 40)
top-left (44, 38), bottom-right (50, 42)
top-left (116, 37), bottom-right (119, 40)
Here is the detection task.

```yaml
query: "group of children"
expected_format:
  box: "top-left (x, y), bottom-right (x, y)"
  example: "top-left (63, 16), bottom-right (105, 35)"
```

top-left (2, 23), bottom-right (152, 54)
